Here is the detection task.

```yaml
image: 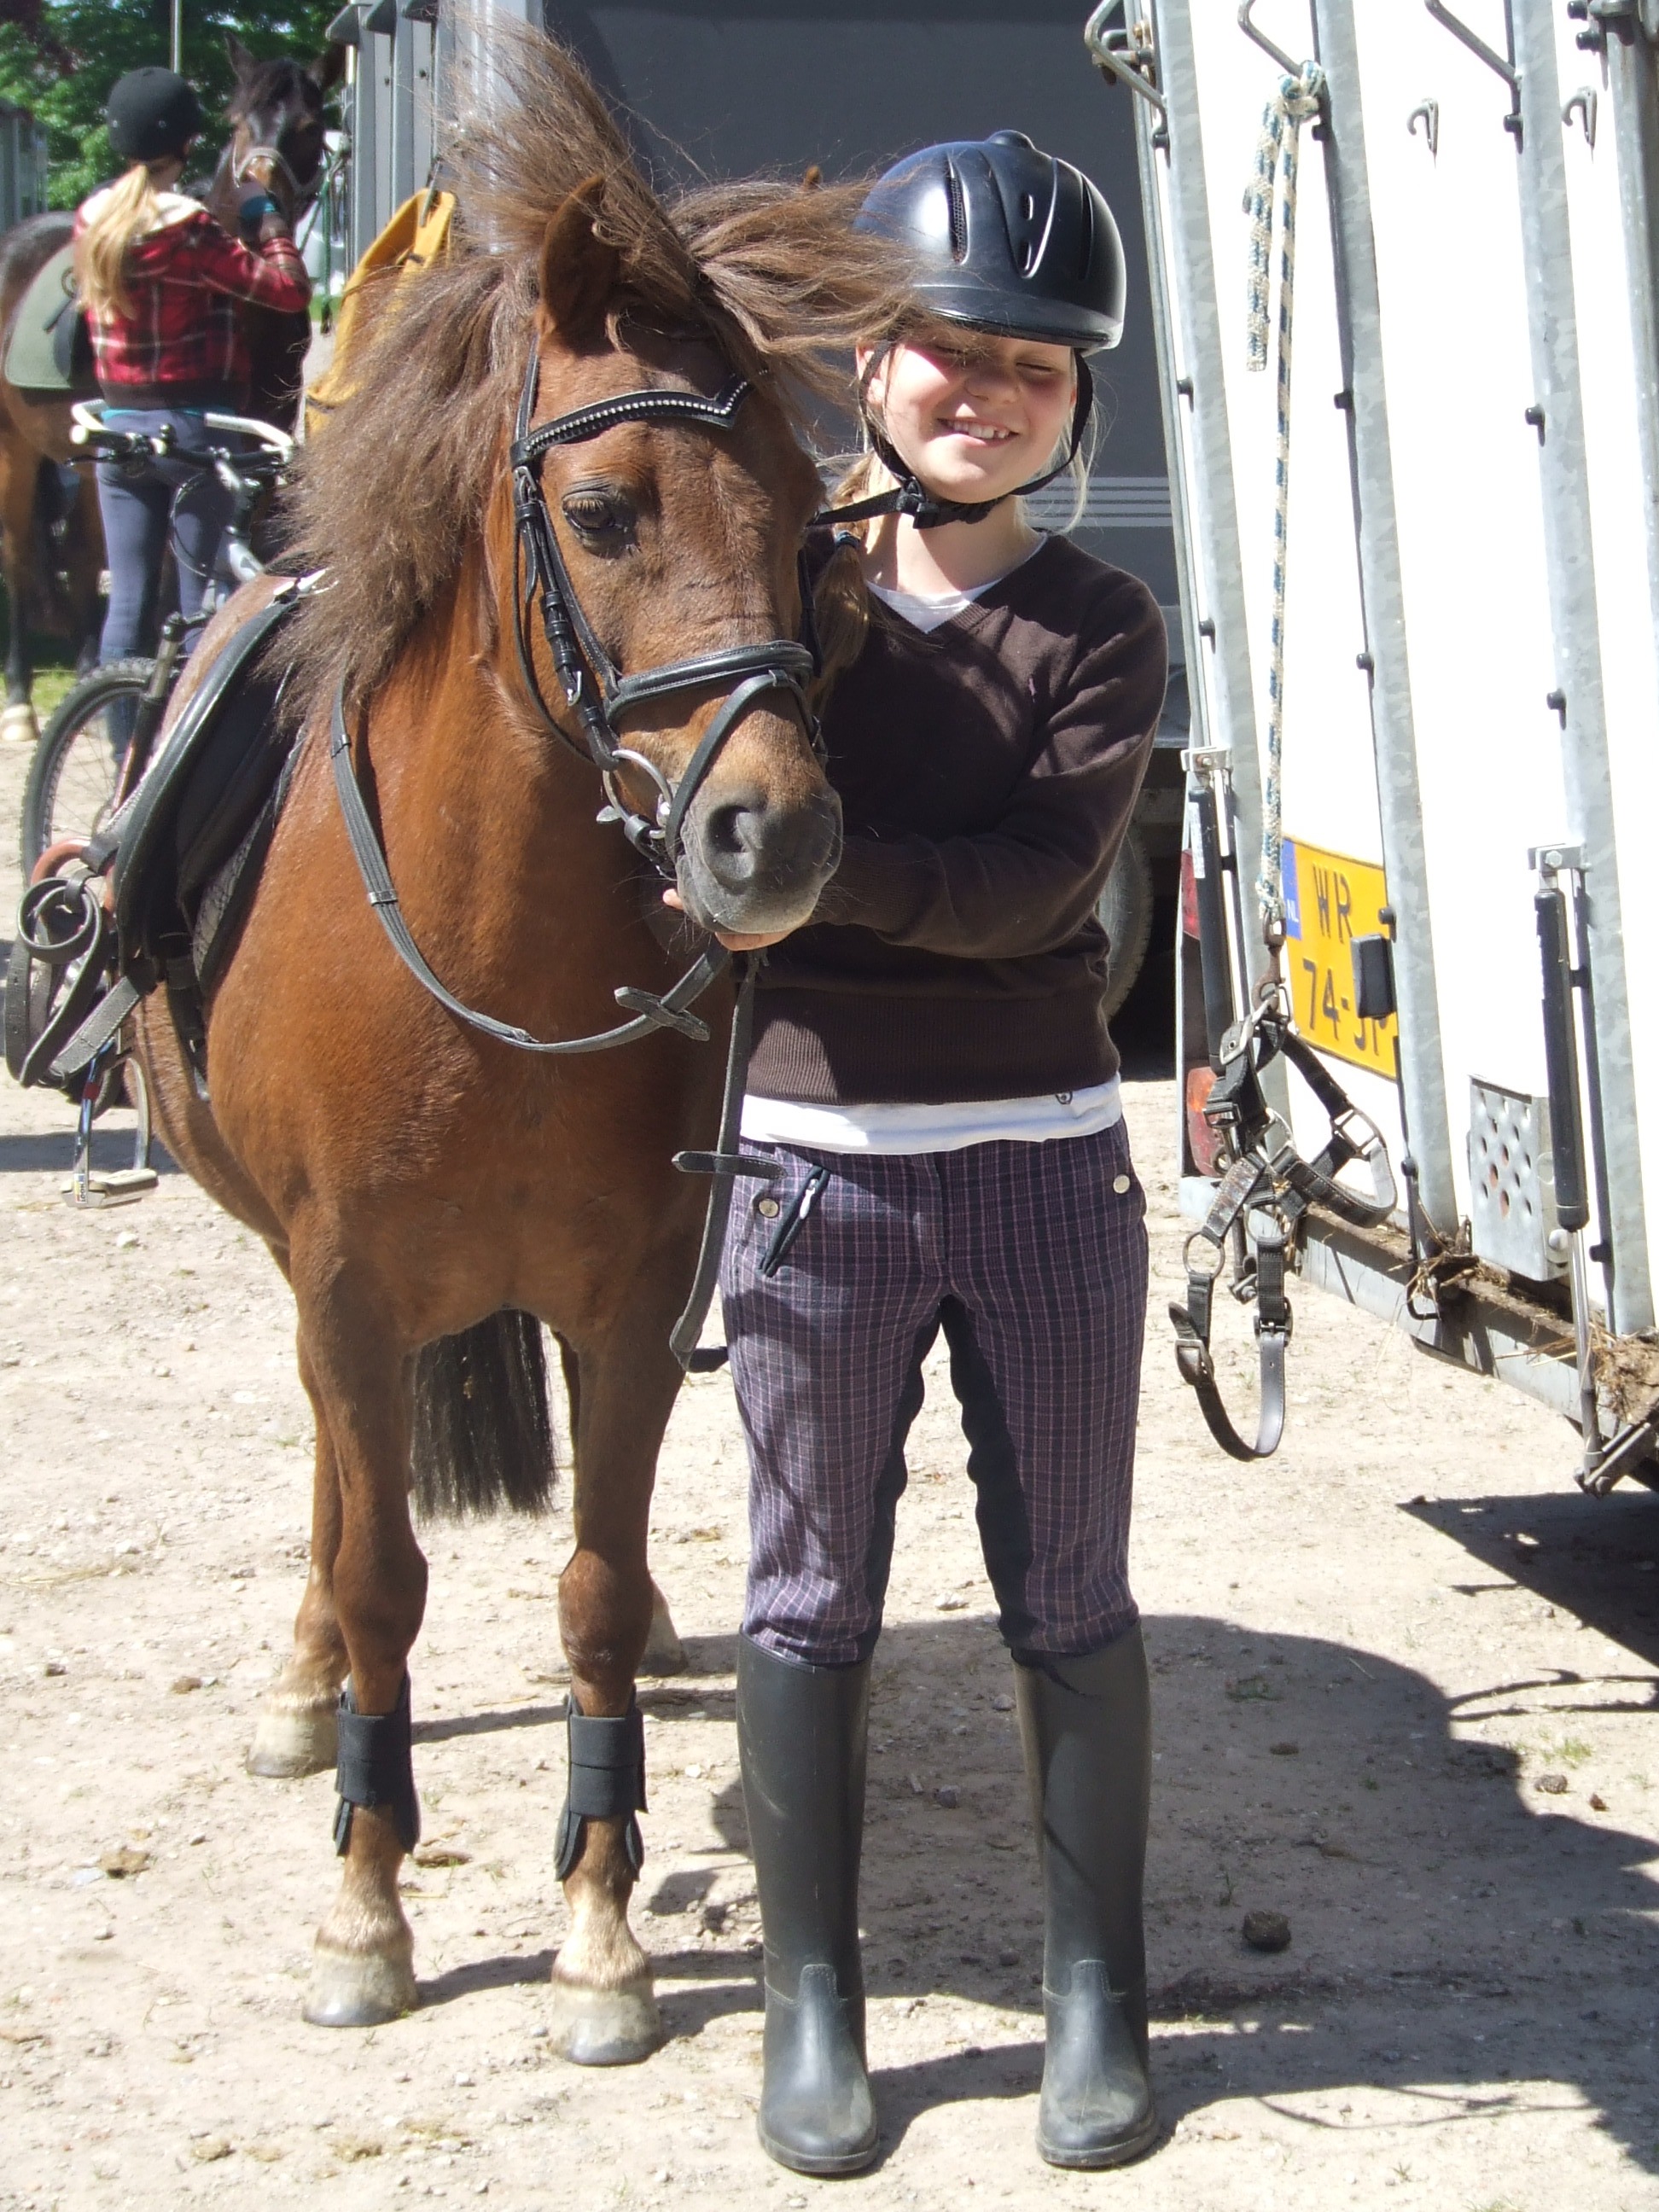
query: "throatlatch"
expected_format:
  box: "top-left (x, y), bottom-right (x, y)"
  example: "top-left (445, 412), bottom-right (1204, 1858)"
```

top-left (333, 1675), bottom-right (421, 1855)
top-left (555, 1691), bottom-right (648, 1880)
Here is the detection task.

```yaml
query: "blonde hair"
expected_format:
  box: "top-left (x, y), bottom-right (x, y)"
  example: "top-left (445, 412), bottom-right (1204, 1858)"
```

top-left (74, 163), bottom-right (163, 322)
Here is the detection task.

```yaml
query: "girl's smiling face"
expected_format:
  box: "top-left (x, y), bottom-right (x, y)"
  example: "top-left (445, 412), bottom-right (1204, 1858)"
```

top-left (859, 327), bottom-right (1078, 505)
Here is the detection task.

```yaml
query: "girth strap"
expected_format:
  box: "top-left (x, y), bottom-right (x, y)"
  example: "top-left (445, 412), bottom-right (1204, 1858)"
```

top-left (333, 1674), bottom-right (421, 1856)
top-left (555, 1690), bottom-right (647, 1881)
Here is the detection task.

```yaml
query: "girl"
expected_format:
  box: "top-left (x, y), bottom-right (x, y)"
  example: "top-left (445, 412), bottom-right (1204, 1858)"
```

top-left (73, 66), bottom-right (311, 667)
top-left (705, 131), bottom-right (1167, 2175)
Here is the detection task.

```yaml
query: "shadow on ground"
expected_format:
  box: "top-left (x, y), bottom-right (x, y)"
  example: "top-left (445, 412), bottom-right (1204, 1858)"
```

top-left (0, 1123), bottom-right (178, 1176)
top-left (1407, 1485), bottom-right (1659, 1681)
top-left (608, 1607), bottom-right (1659, 2168)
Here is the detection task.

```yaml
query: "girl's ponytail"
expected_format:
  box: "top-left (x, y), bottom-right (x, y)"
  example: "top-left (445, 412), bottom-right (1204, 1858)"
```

top-left (75, 163), bottom-right (162, 322)
top-left (811, 448), bottom-right (901, 703)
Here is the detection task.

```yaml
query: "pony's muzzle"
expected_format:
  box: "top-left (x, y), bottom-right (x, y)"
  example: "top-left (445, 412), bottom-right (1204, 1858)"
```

top-left (681, 782), bottom-right (842, 936)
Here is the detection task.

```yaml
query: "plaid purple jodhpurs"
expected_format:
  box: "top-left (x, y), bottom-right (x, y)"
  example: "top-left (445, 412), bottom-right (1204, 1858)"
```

top-left (719, 1118), bottom-right (1149, 1668)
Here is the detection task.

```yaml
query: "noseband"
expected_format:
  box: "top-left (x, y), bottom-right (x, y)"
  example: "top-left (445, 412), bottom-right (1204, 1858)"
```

top-left (506, 342), bottom-right (821, 876)
top-left (232, 140), bottom-right (311, 204)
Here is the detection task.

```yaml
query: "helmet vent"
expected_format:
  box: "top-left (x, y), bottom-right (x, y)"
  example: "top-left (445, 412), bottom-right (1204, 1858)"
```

top-left (945, 161), bottom-right (968, 262)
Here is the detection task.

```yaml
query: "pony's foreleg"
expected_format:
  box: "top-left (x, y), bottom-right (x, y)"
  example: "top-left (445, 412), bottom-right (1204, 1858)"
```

top-left (550, 1328), bottom-right (682, 2066)
top-left (248, 1332), bottom-right (350, 1777)
top-left (291, 1292), bottom-right (428, 2029)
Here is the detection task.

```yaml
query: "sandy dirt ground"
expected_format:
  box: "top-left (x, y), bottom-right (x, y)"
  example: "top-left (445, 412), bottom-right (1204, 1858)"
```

top-left (2, 731), bottom-right (1658, 2212)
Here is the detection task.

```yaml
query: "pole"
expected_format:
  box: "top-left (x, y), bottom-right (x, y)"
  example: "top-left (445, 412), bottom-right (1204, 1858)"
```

top-left (171, 0), bottom-right (183, 75)
top-left (1308, 0), bottom-right (1458, 1236)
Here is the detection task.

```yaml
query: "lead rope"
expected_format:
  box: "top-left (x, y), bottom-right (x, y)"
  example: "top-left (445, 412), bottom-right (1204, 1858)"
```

top-left (1244, 59), bottom-right (1325, 956)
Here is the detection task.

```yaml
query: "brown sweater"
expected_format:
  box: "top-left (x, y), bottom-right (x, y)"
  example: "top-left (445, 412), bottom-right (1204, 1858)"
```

top-left (748, 535), bottom-right (1167, 1104)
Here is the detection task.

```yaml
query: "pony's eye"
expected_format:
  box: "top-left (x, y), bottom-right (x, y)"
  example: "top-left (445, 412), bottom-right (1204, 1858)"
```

top-left (562, 492), bottom-right (633, 544)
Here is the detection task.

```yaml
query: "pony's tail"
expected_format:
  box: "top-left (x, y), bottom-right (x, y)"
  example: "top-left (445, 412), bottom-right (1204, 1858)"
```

top-left (411, 1311), bottom-right (556, 1519)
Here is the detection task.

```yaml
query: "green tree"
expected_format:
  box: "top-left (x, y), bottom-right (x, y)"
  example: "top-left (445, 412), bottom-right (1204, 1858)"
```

top-left (0, 3), bottom-right (343, 209)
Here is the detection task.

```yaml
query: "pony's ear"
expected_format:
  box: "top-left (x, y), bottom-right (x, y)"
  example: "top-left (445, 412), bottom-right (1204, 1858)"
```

top-left (538, 177), bottom-right (621, 347)
top-left (310, 43), bottom-right (348, 95)
top-left (224, 31), bottom-right (256, 83)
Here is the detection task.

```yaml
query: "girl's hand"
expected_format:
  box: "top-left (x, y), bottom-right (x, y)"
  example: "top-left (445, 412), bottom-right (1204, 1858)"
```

top-left (661, 887), bottom-right (791, 953)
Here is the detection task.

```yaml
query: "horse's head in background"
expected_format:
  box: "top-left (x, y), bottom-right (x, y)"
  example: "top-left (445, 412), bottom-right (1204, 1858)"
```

top-left (221, 32), bottom-right (344, 225)
top-left (287, 25), bottom-right (912, 944)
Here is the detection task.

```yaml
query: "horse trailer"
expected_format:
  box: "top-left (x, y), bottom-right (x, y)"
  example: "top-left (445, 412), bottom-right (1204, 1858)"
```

top-left (1096, 0), bottom-right (1659, 1486)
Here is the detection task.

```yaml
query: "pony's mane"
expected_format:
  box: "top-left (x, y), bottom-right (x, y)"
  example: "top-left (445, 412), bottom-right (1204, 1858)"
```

top-left (284, 15), bottom-right (911, 730)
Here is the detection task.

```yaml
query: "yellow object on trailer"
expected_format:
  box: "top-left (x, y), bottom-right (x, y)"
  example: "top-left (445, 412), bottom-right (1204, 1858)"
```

top-left (304, 187), bottom-right (455, 438)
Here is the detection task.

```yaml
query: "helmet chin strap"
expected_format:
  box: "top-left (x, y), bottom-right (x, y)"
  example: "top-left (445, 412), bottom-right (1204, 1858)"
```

top-left (817, 355), bottom-right (1093, 533)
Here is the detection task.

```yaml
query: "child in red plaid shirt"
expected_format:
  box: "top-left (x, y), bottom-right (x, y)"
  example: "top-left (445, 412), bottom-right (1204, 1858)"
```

top-left (73, 67), bottom-right (310, 676)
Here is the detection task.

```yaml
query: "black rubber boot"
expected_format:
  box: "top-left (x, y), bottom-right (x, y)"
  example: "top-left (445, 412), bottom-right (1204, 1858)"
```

top-left (1015, 1625), bottom-right (1159, 2169)
top-left (736, 1634), bottom-right (878, 2176)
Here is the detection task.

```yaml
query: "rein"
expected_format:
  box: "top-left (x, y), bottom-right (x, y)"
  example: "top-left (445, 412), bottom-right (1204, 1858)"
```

top-left (327, 342), bottom-right (835, 1362)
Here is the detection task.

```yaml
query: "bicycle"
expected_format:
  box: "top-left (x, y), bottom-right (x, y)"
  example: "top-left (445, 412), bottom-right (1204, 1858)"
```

top-left (18, 404), bottom-right (295, 880)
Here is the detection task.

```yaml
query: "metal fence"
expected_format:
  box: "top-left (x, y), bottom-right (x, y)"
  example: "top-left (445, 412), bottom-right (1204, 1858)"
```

top-left (0, 102), bottom-right (49, 230)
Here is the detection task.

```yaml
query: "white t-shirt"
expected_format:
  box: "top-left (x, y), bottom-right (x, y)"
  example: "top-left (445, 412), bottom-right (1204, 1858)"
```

top-left (741, 1077), bottom-right (1124, 1156)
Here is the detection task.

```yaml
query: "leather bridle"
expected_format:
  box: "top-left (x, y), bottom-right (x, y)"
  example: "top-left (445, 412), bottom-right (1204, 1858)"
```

top-left (506, 341), bottom-right (822, 877)
top-left (232, 139), bottom-right (315, 211)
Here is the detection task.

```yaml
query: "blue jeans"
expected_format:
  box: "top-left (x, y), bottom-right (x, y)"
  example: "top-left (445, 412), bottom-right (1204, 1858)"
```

top-left (95, 407), bottom-right (241, 664)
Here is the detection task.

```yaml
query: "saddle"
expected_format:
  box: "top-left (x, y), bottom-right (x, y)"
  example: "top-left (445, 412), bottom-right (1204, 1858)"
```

top-left (5, 583), bottom-right (307, 1111)
top-left (4, 242), bottom-right (96, 399)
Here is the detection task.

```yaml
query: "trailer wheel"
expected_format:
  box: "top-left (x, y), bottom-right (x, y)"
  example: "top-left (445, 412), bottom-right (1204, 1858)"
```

top-left (1098, 824), bottom-right (1155, 1021)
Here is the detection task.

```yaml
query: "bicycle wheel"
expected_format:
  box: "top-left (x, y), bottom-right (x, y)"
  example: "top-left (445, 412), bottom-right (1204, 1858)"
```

top-left (19, 659), bottom-right (155, 880)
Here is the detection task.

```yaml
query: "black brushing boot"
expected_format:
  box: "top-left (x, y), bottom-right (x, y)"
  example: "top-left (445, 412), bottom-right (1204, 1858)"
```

top-left (736, 1633), bottom-right (878, 2175)
top-left (1015, 1624), bottom-right (1159, 2169)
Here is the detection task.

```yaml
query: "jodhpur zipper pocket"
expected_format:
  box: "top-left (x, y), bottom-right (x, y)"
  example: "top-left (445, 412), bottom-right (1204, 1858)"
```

top-left (758, 1164), bottom-right (832, 1278)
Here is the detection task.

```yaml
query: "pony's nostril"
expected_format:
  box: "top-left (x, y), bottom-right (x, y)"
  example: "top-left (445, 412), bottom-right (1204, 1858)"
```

top-left (705, 802), bottom-right (755, 864)
top-left (697, 793), bottom-right (841, 895)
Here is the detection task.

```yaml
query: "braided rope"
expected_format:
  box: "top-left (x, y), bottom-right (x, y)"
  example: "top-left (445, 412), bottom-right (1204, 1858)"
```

top-left (1245, 61), bottom-right (1325, 949)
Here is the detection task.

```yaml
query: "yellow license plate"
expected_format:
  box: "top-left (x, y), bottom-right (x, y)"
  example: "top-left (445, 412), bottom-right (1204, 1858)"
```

top-left (1282, 837), bottom-right (1399, 1079)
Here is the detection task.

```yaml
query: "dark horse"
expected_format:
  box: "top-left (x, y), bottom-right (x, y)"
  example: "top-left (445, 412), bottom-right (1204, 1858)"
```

top-left (205, 35), bottom-right (345, 434)
top-left (131, 28), bottom-right (900, 2058)
top-left (0, 212), bottom-right (103, 739)
top-left (0, 36), bottom-right (341, 738)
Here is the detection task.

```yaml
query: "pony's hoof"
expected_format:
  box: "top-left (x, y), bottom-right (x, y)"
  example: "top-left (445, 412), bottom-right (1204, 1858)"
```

top-left (0, 702), bottom-right (38, 746)
top-left (547, 1972), bottom-right (661, 2065)
top-left (639, 1586), bottom-right (685, 1678)
top-left (247, 1697), bottom-right (338, 1778)
top-left (302, 1941), bottom-right (417, 2029)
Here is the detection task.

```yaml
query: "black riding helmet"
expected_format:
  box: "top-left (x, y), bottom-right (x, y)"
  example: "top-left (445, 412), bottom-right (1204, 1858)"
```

top-left (827, 131), bottom-right (1126, 531)
top-left (105, 67), bottom-right (203, 166)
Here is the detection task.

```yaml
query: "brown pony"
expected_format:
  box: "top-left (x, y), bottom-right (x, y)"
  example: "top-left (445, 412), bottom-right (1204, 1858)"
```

top-left (133, 25), bottom-right (904, 2058)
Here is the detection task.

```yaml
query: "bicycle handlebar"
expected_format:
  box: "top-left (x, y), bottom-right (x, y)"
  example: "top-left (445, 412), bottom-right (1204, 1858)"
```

top-left (69, 400), bottom-right (295, 474)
